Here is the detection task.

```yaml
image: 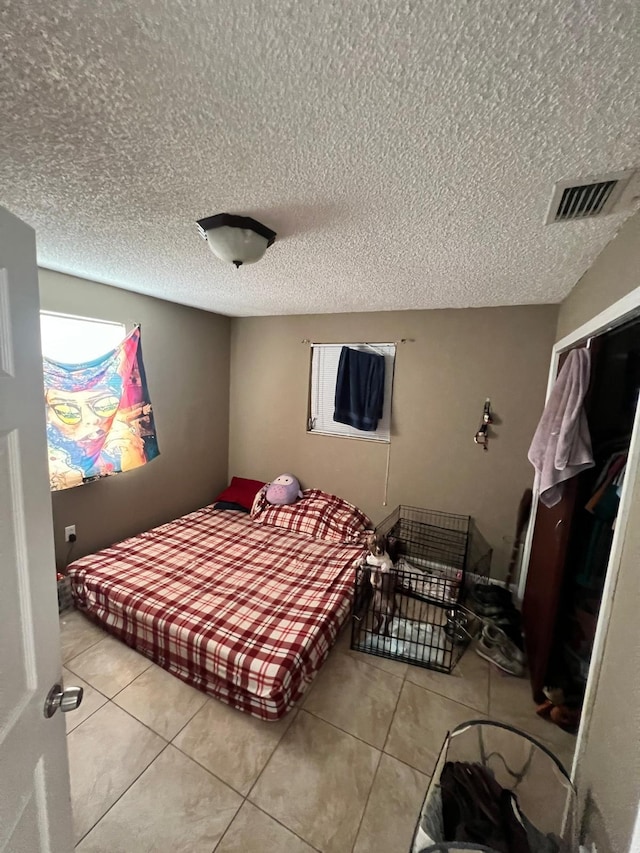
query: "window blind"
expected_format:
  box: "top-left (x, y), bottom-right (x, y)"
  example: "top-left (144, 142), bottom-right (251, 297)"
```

top-left (309, 343), bottom-right (395, 442)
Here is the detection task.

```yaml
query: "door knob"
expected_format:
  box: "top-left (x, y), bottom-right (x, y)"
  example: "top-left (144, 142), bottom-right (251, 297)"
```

top-left (44, 682), bottom-right (84, 718)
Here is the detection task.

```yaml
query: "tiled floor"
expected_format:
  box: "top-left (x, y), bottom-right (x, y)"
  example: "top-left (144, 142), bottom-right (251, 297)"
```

top-left (60, 610), bottom-right (576, 852)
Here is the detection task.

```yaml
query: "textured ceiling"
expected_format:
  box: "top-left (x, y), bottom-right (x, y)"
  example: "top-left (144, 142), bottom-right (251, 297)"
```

top-left (1, 1), bottom-right (639, 317)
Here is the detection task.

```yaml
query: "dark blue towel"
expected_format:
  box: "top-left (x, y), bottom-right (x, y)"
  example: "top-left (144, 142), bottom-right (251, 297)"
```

top-left (334, 347), bottom-right (386, 431)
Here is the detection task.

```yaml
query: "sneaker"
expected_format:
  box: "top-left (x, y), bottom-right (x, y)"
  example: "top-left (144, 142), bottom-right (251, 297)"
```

top-left (475, 631), bottom-right (524, 677)
top-left (482, 623), bottom-right (525, 666)
top-left (489, 618), bottom-right (524, 651)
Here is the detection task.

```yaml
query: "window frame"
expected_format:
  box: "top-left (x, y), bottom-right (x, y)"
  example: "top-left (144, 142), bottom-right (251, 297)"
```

top-left (307, 342), bottom-right (396, 443)
top-left (40, 310), bottom-right (128, 363)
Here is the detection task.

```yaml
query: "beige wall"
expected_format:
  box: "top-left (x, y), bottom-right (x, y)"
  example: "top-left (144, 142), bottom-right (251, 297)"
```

top-left (555, 210), bottom-right (640, 853)
top-left (557, 209), bottom-right (640, 340)
top-left (229, 305), bottom-right (558, 580)
top-left (39, 269), bottom-right (230, 568)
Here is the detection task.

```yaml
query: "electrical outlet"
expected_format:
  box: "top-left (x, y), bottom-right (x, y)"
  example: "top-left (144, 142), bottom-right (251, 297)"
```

top-left (64, 525), bottom-right (76, 543)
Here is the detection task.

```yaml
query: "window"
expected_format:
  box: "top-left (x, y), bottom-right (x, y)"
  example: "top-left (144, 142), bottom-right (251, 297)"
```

top-left (40, 311), bottom-right (126, 362)
top-left (41, 317), bottom-right (159, 491)
top-left (308, 343), bottom-right (396, 442)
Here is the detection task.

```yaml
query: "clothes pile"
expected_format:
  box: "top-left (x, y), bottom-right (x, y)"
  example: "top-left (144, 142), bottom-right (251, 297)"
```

top-left (577, 450), bottom-right (627, 588)
top-left (415, 761), bottom-right (569, 853)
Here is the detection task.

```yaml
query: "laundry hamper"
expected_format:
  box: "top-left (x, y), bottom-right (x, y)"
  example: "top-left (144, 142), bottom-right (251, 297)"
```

top-left (410, 721), bottom-right (576, 853)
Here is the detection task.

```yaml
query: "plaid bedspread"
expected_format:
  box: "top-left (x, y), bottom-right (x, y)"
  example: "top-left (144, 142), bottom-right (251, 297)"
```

top-left (67, 506), bottom-right (366, 720)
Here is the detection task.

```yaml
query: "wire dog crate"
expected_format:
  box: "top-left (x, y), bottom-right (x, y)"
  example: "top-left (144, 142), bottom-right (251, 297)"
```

top-left (351, 564), bottom-right (472, 673)
top-left (350, 506), bottom-right (492, 674)
top-left (376, 505), bottom-right (492, 592)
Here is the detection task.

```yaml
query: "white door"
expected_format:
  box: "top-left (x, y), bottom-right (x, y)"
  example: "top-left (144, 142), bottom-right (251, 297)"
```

top-left (0, 207), bottom-right (74, 852)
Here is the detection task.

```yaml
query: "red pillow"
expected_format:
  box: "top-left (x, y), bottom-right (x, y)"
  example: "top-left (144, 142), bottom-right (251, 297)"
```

top-left (213, 477), bottom-right (265, 510)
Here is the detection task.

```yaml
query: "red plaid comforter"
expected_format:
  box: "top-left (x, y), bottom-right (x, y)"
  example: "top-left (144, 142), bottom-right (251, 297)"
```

top-left (67, 506), bottom-right (366, 720)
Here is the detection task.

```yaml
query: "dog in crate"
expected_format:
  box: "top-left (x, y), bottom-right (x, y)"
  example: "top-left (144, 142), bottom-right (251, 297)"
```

top-left (364, 533), bottom-right (398, 636)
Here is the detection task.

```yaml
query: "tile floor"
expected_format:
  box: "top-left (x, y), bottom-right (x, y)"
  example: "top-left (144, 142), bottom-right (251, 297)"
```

top-left (60, 610), bottom-right (576, 853)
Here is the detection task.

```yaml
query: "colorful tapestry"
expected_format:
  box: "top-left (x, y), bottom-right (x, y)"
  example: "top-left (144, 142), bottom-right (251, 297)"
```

top-left (44, 327), bottom-right (159, 491)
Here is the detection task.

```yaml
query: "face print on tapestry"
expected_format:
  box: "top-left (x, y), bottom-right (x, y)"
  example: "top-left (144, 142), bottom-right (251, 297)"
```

top-left (43, 327), bottom-right (159, 490)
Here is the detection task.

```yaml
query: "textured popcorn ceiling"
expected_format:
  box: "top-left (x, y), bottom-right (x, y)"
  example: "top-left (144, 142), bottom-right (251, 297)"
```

top-left (1, 1), bottom-right (639, 317)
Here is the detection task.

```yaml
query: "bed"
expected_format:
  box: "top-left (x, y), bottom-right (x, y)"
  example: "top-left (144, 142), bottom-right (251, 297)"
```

top-left (67, 489), bottom-right (371, 720)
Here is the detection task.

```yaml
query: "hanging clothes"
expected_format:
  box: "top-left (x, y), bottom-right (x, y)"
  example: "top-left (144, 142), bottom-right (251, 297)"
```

top-left (528, 348), bottom-right (594, 508)
top-left (576, 451), bottom-right (627, 587)
top-left (333, 346), bottom-right (385, 431)
top-left (585, 452), bottom-right (626, 513)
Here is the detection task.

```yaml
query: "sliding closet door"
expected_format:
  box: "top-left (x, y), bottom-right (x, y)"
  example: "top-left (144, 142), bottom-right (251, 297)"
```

top-left (522, 479), bottom-right (579, 700)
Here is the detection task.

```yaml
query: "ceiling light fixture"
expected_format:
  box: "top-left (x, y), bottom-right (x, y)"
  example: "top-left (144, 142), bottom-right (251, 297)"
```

top-left (196, 213), bottom-right (276, 268)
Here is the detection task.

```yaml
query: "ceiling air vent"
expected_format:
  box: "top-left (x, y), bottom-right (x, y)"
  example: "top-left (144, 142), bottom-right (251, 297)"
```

top-left (545, 170), bottom-right (636, 224)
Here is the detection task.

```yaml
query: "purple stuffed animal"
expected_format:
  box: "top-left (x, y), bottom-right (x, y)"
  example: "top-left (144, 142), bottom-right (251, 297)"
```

top-left (266, 473), bottom-right (303, 506)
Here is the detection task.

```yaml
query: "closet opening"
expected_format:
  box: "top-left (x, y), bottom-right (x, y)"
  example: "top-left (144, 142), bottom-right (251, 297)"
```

top-left (522, 314), bottom-right (640, 732)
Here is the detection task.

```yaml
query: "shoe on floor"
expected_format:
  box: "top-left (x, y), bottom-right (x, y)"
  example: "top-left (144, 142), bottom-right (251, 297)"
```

top-left (471, 583), bottom-right (513, 606)
top-left (468, 598), bottom-right (522, 627)
top-left (470, 598), bottom-right (521, 621)
top-left (475, 629), bottom-right (524, 677)
top-left (482, 623), bottom-right (526, 666)
top-left (549, 704), bottom-right (581, 732)
top-left (489, 619), bottom-right (524, 652)
top-left (536, 700), bottom-right (554, 718)
top-left (469, 601), bottom-right (505, 618)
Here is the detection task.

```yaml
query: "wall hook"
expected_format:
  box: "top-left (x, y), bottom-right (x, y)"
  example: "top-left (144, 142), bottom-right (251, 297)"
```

top-left (474, 398), bottom-right (493, 451)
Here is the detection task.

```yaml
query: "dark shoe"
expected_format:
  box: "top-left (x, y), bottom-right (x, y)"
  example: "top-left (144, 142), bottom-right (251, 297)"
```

top-left (489, 608), bottom-right (522, 630)
top-left (469, 600), bottom-right (505, 617)
top-left (472, 583), bottom-right (513, 606)
top-left (550, 704), bottom-right (581, 732)
top-left (471, 603), bottom-right (523, 648)
top-left (536, 700), bottom-right (553, 718)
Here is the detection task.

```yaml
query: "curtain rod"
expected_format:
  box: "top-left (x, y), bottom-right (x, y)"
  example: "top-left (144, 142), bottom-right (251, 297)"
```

top-left (301, 339), bottom-right (414, 346)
